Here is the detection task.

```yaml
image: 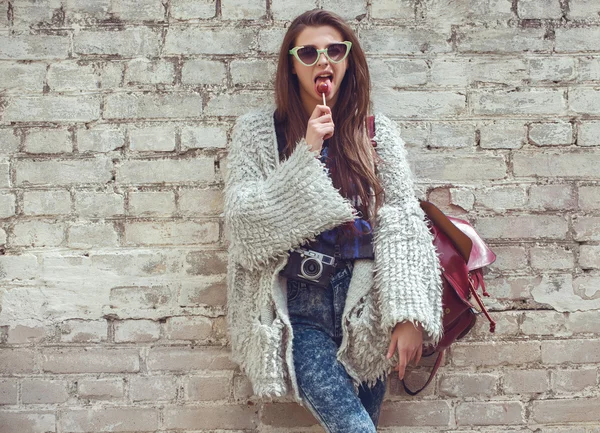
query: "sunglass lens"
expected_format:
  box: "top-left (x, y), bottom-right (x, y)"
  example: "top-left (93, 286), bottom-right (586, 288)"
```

top-left (327, 44), bottom-right (347, 62)
top-left (297, 47), bottom-right (318, 65)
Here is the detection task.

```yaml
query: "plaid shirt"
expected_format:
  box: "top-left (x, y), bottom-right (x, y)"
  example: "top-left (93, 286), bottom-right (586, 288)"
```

top-left (275, 115), bottom-right (374, 260)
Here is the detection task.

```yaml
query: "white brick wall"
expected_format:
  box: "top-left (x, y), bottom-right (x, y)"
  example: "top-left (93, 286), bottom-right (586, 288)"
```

top-left (0, 0), bottom-right (599, 431)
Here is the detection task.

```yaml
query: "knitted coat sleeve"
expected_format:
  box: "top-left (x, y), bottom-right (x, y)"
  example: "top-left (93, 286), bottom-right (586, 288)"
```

top-left (372, 113), bottom-right (443, 345)
top-left (224, 110), bottom-right (357, 271)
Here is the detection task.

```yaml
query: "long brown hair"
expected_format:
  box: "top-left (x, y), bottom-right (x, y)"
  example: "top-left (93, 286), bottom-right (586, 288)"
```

top-left (274, 9), bottom-right (384, 225)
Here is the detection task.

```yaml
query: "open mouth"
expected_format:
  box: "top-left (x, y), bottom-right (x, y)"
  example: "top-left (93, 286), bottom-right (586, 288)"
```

top-left (314, 73), bottom-right (333, 97)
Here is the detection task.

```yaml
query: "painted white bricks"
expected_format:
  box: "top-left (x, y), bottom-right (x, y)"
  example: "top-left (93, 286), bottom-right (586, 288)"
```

top-left (0, 1), bottom-right (598, 431)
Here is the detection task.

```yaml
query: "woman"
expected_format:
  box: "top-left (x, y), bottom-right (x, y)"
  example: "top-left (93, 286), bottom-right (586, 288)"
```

top-left (224, 9), bottom-right (443, 432)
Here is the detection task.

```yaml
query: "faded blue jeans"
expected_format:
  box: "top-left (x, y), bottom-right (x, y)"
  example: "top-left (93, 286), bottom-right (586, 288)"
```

top-left (287, 262), bottom-right (387, 433)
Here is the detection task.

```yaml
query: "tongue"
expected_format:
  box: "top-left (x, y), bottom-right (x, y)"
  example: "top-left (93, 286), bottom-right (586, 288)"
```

top-left (315, 77), bottom-right (332, 96)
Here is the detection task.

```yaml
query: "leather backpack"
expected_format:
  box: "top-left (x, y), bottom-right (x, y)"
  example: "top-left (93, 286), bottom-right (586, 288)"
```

top-left (367, 115), bottom-right (497, 395)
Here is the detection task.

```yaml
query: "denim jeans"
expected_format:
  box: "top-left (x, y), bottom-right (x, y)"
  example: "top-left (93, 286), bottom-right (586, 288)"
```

top-left (287, 262), bottom-right (387, 433)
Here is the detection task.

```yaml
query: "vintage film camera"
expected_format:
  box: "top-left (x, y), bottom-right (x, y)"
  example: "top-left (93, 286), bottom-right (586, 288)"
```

top-left (280, 246), bottom-right (339, 289)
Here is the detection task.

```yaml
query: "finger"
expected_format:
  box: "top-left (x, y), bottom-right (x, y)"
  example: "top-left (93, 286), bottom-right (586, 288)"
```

top-left (415, 345), bottom-right (422, 366)
top-left (310, 104), bottom-right (332, 119)
top-left (386, 338), bottom-right (397, 359)
top-left (397, 356), bottom-right (407, 380)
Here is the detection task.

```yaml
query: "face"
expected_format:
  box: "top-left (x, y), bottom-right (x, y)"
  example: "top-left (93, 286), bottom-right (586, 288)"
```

top-left (291, 25), bottom-right (349, 114)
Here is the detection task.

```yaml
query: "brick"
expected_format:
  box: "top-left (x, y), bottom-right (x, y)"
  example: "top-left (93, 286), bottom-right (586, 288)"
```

top-left (12, 221), bottom-right (65, 247)
top-left (518, 0), bottom-right (562, 18)
top-left (556, 28), bottom-right (600, 52)
top-left (373, 89), bottom-right (466, 118)
top-left (456, 401), bottom-right (524, 426)
top-left (0, 349), bottom-right (36, 374)
top-left (529, 121), bottom-right (573, 146)
top-left (100, 61), bottom-right (124, 88)
top-left (379, 401), bottom-right (451, 427)
top-left (185, 250), bottom-right (227, 275)
top-left (23, 190), bottom-right (71, 215)
top-left (129, 125), bottom-right (176, 152)
top-left (179, 277), bottom-right (227, 307)
top-left (0, 193), bottom-right (16, 218)
top-left (11, 0), bottom-right (62, 27)
top-left (77, 126), bottom-right (125, 153)
top-left (147, 346), bottom-right (236, 372)
top-left (47, 62), bottom-right (99, 92)
top-left (503, 369), bottom-right (550, 394)
top-left (130, 376), bottom-right (177, 401)
top-left (449, 187), bottom-right (475, 210)
top-left (42, 348), bottom-right (139, 373)
top-left (321, 0), bottom-right (366, 20)
top-left (469, 311), bottom-right (520, 338)
top-left (22, 379), bottom-right (69, 404)
top-left (75, 191), bottom-right (124, 218)
top-left (230, 59), bottom-right (277, 87)
top-left (514, 151), bottom-right (599, 177)
top-left (165, 316), bottom-right (212, 340)
top-left (530, 184), bottom-right (577, 210)
top-left (472, 89), bottom-right (566, 115)
top-left (181, 59), bottom-right (227, 85)
top-left (60, 407), bottom-right (158, 432)
top-left (0, 163), bottom-right (9, 188)
top-left (578, 121), bottom-right (600, 147)
top-left (205, 91), bottom-right (274, 116)
top-left (170, 0), bottom-right (216, 19)
top-left (0, 412), bottom-right (55, 433)
top-left (109, 286), bottom-right (173, 308)
top-left (532, 398), bottom-right (600, 423)
top-left (78, 378), bottom-right (124, 400)
top-left (125, 221), bottom-right (218, 245)
top-left (66, 0), bottom-right (164, 21)
top-left (179, 188), bottom-right (223, 216)
top-left (3, 95), bottom-right (101, 122)
top-left (6, 325), bottom-right (49, 344)
top-left (165, 28), bottom-right (255, 55)
top-left (567, 311), bottom-right (600, 334)
top-left (530, 245), bottom-right (575, 270)
top-left (542, 339), bottom-right (600, 364)
top-left (260, 402), bottom-right (317, 427)
top-left (411, 154), bottom-right (506, 181)
top-left (181, 125), bottom-right (227, 149)
top-left (570, 88), bottom-right (600, 115)
top-left (0, 254), bottom-right (40, 280)
top-left (474, 215), bottom-right (567, 240)
top-left (257, 28), bottom-right (287, 54)
top-left (361, 28), bottom-right (451, 54)
top-left (163, 405), bottom-right (258, 430)
top-left (451, 341), bottom-right (541, 367)
top-left (480, 274), bottom-right (535, 301)
top-left (125, 59), bottom-right (175, 85)
top-left (428, 122), bottom-right (475, 148)
top-left (0, 129), bottom-right (20, 154)
top-left (60, 319), bottom-right (107, 343)
top-left (553, 368), bottom-right (598, 393)
top-left (16, 158), bottom-right (112, 186)
top-left (487, 246), bottom-right (527, 272)
top-left (458, 27), bottom-right (551, 53)
top-left (108, 0), bottom-right (164, 21)
top-left (129, 191), bottom-right (176, 216)
top-left (439, 373), bottom-right (498, 397)
top-left (568, 0), bottom-right (600, 18)
top-left (69, 222), bottom-right (119, 248)
top-left (580, 245), bottom-right (600, 269)
top-left (232, 375), bottom-right (253, 400)
top-left (74, 28), bottom-right (161, 57)
top-left (0, 34), bottom-right (70, 60)
top-left (479, 120), bottom-right (526, 149)
top-left (521, 310), bottom-right (566, 336)
top-left (0, 63), bottom-right (46, 92)
top-left (475, 186), bottom-right (527, 210)
top-left (0, 379), bottom-right (18, 405)
top-left (579, 57), bottom-right (600, 81)
top-left (114, 319), bottom-right (160, 342)
top-left (573, 217), bottom-right (600, 241)
top-left (117, 158), bottom-right (213, 184)
top-left (371, 0), bottom-right (413, 19)
top-left (221, 0), bottom-right (265, 19)
top-left (24, 128), bottom-right (72, 154)
top-left (431, 58), bottom-right (528, 87)
top-left (529, 57), bottom-right (576, 82)
top-left (104, 93), bottom-right (203, 119)
top-left (371, 59), bottom-right (429, 89)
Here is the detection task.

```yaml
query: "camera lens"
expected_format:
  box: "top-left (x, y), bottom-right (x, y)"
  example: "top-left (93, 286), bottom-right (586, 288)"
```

top-left (301, 258), bottom-right (322, 279)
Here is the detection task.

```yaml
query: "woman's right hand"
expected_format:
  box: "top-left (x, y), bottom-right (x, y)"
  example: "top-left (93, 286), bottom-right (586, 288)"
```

top-left (305, 104), bottom-right (334, 154)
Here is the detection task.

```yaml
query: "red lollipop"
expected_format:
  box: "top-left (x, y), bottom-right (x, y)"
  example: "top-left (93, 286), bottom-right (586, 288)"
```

top-left (317, 82), bottom-right (329, 105)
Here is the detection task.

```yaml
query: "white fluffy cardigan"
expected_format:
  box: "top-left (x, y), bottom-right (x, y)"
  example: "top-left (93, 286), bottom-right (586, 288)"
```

top-left (224, 106), bottom-right (442, 401)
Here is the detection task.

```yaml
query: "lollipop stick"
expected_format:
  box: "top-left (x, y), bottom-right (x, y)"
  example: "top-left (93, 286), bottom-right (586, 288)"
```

top-left (322, 92), bottom-right (326, 106)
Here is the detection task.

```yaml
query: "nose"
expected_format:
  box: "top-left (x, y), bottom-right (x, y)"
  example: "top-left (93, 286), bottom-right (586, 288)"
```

top-left (317, 51), bottom-right (329, 66)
